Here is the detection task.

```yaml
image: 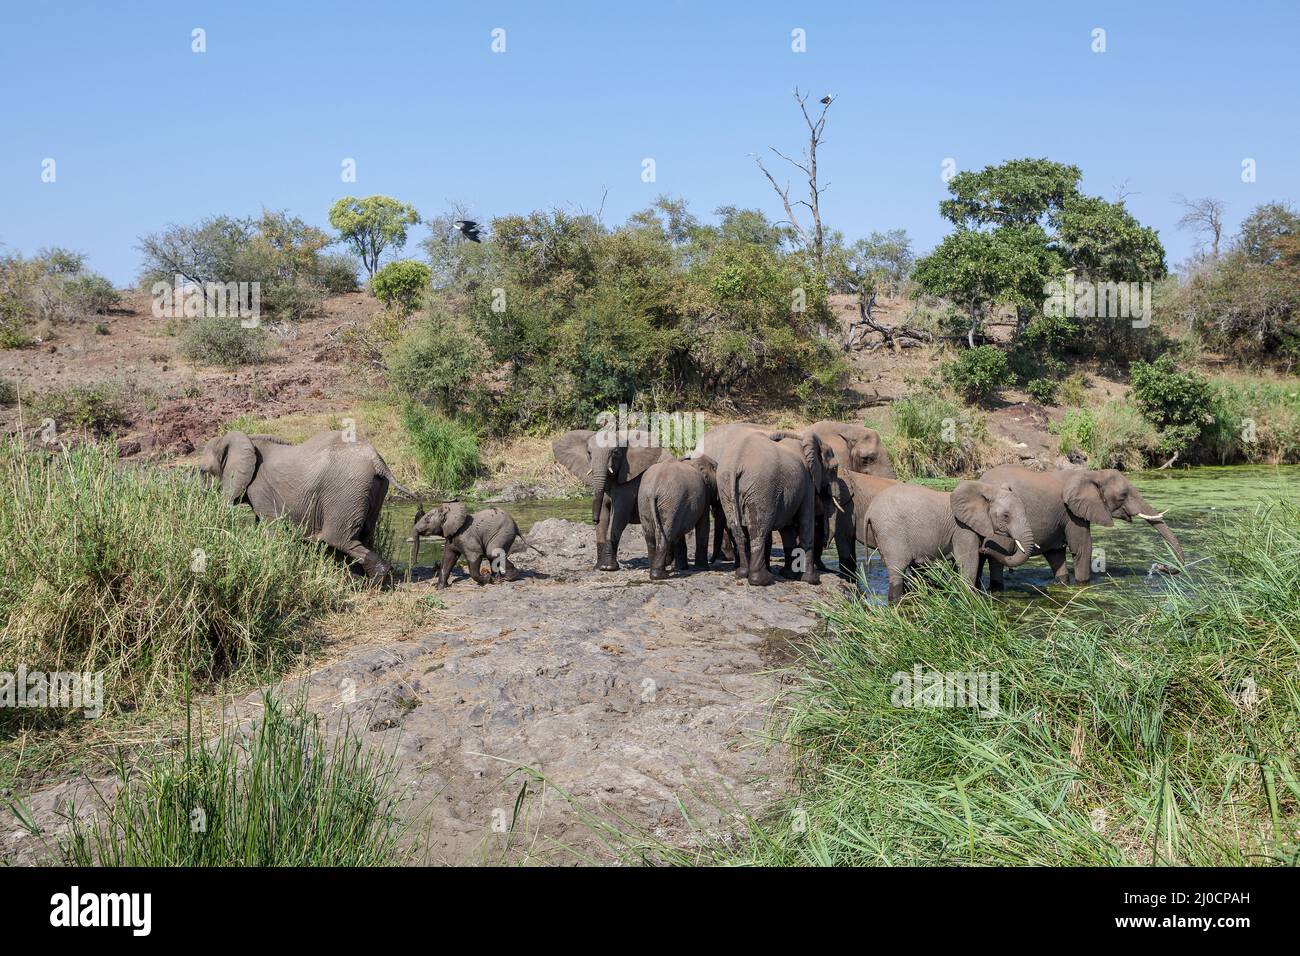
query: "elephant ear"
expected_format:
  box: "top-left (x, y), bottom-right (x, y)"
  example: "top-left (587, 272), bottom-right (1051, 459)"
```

top-left (951, 480), bottom-right (1000, 542)
top-left (798, 434), bottom-right (826, 489)
top-left (620, 439), bottom-right (664, 483)
top-left (1064, 471), bottom-right (1114, 526)
top-left (692, 454), bottom-right (718, 489)
top-left (443, 502), bottom-right (473, 538)
top-left (219, 431), bottom-right (257, 504)
top-left (552, 430), bottom-right (594, 481)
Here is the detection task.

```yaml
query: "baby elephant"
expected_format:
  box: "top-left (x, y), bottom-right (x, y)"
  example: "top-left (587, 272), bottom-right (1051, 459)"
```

top-left (637, 456), bottom-right (720, 580)
top-left (413, 503), bottom-right (541, 587)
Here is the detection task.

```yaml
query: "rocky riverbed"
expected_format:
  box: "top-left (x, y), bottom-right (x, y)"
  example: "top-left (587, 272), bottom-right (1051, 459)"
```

top-left (4, 519), bottom-right (852, 865)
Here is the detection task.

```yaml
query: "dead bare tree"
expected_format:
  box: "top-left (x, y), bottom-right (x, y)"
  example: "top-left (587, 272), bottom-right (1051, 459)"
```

top-left (1175, 195), bottom-right (1226, 259)
top-left (754, 89), bottom-right (833, 271)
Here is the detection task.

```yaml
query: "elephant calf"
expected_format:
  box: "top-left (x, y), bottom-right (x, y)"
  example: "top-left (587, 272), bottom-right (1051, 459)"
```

top-left (637, 456), bottom-right (721, 580)
top-left (863, 481), bottom-right (1034, 603)
top-left (413, 503), bottom-right (542, 588)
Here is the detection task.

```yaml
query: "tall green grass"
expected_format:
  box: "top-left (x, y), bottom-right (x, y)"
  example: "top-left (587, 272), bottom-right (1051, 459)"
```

top-left (57, 694), bottom-right (407, 866)
top-left (400, 402), bottom-right (481, 493)
top-left (0, 440), bottom-right (350, 719)
top-left (880, 393), bottom-right (997, 479)
top-left (713, 503), bottom-right (1300, 865)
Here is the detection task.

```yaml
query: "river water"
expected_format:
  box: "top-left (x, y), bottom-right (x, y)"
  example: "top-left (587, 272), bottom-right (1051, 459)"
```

top-left (381, 465), bottom-right (1300, 604)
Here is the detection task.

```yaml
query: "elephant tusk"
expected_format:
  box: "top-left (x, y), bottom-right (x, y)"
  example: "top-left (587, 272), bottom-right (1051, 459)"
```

top-left (1136, 511), bottom-right (1167, 521)
top-left (1015, 539), bottom-right (1026, 553)
top-left (585, 468), bottom-right (592, 477)
top-left (832, 497), bottom-right (845, 513)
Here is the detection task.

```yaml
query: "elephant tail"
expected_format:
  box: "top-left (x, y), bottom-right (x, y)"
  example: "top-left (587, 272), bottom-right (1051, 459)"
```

top-left (519, 531), bottom-right (547, 557)
top-left (374, 456), bottom-right (423, 506)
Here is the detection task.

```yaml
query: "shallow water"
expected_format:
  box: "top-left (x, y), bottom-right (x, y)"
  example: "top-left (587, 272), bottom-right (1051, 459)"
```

top-left (381, 465), bottom-right (1300, 604)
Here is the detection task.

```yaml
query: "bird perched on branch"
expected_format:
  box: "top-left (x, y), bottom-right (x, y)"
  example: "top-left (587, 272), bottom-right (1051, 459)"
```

top-left (453, 219), bottom-right (482, 243)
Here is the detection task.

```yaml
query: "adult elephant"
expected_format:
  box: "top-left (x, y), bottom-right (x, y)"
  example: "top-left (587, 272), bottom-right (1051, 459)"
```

top-left (552, 428), bottom-right (673, 570)
top-left (197, 429), bottom-right (421, 583)
top-left (717, 430), bottom-right (838, 586)
top-left (804, 420), bottom-right (895, 575)
top-left (691, 420), bottom-right (892, 569)
top-left (978, 465), bottom-right (1186, 588)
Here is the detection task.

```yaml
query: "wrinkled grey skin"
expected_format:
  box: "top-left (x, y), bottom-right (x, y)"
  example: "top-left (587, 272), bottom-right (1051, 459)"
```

top-left (691, 420), bottom-right (892, 570)
top-left (553, 427), bottom-right (672, 570)
top-left (414, 503), bottom-right (537, 587)
top-left (863, 480), bottom-right (1035, 602)
top-left (804, 420), bottom-right (896, 576)
top-left (829, 471), bottom-right (898, 564)
top-left (198, 429), bottom-right (419, 583)
top-left (978, 465), bottom-right (1186, 588)
top-left (637, 456), bottom-right (721, 580)
top-left (717, 430), bottom-right (839, 586)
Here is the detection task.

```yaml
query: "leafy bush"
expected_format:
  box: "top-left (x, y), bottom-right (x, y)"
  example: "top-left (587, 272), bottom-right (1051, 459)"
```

top-left (1053, 403), bottom-right (1159, 470)
top-left (410, 203), bottom-right (846, 435)
top-left (1025, 377), bottom-right (1058, 405)
top-left (315, 254), bottom-right (360, 294)
top-left (885, 392), bottom-right (994, 479)
top-left (386, 316), bottom-right (490, 415)
top-left (1, 248), bottom-right (119, 330)
top-left (0, 441), bottom-right (349, 718)
top-left (371, 259), bottom-right (431, 315)
top-left (939, 345), bottom-right (1011, 402)
top-left (179, 316), bottom-right (269, 367)
top-left (1129, 355), bottom-right (1215, 457)
top-left (0, 379), bottom-right (16, 406)
top-left (34, 382), bottom-right (137, 437)
top-left (400, 403), bottom-right (481, 493)
top-left (138, 210), bottom-right (337, 322)
top-left (59, 693), bottom-right (405, 866)
top-left (1058, 372), bottom-right (1089, 407)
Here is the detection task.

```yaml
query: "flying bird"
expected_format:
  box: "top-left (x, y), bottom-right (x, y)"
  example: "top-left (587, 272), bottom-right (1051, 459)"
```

top-left (453, 220), bottom-right (482, 243)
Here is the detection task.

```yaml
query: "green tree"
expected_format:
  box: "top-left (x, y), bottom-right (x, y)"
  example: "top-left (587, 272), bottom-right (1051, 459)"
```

top-left (913, 227), bottom-right (1060, 347)
top-left (328, 196), bottom-right (421, 278)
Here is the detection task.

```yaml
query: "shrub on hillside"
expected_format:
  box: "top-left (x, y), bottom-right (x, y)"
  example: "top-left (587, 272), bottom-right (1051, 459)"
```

top-left (940, 345), bottom-right (1012, 403)
top-left (1025, 377), bottom-right (1058, 405)
top-left (0, 248), bottom-right (119, 331)
top-left (1129, 355), bottom-right (1215, 457)
top-left (179, 316), bottom-right (269, 367)
top-left (34, 382), bottom-right (137, 438)
top-left (371, 260), bottom-right (431, 315)
top-left (386, 316), bottom-right (490, 415)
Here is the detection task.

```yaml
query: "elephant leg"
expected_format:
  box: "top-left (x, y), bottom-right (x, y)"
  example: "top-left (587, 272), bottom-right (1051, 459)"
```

top-left (953, 530), bottom-right (981, 591)
top-left (337, 538), bottom-right (391, 585)
top-left (465, 551), bottom-right (489, 586)
top-left (1065, 519), bottom-right (1093, 584)
top-left (643, 526), bottom-right (663, 579)
top-left (812, 511), bottom-right (830, 572)
top-left (833, 512), bottom-right (857, 581)
top-left (693, 510), bottom-right (710, 569)
top-left (779, 528), bottom-right (799, 578)
top-left (988, 559), bottom-right (1005, 591)
top-left (1044, 548), bottom-right (1068, 585)
top-left (798, 500), bottom-right (820, 585)
top-left (743, 503), bottom-right (774, 586)
top-left (602, 490), bottom-right (634, 572)
top-left (673, 538), bottom-right (688, 572)
top-left (437, 546), bottom-right (457, 588)
top-left (887, 571), bottom-right (908, 603)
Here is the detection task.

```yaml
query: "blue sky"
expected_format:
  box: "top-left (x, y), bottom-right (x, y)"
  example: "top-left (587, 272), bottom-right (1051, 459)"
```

top-left (1, 0), bottom-right (1296, 284)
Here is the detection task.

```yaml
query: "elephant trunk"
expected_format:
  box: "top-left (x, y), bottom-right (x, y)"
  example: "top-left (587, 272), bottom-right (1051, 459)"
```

top-left (410, 506), bottom-right (424, 570)
top-left (1128, 492), bottom-right (1186, 566)
top-left (591, 471), bottom-right (610, 525)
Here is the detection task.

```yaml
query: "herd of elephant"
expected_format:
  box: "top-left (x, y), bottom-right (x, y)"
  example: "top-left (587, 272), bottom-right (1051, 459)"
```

top-left (195, 422), bottom-right (1185, 602)
top-left (552, 421), bottom-right (1186, 602)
